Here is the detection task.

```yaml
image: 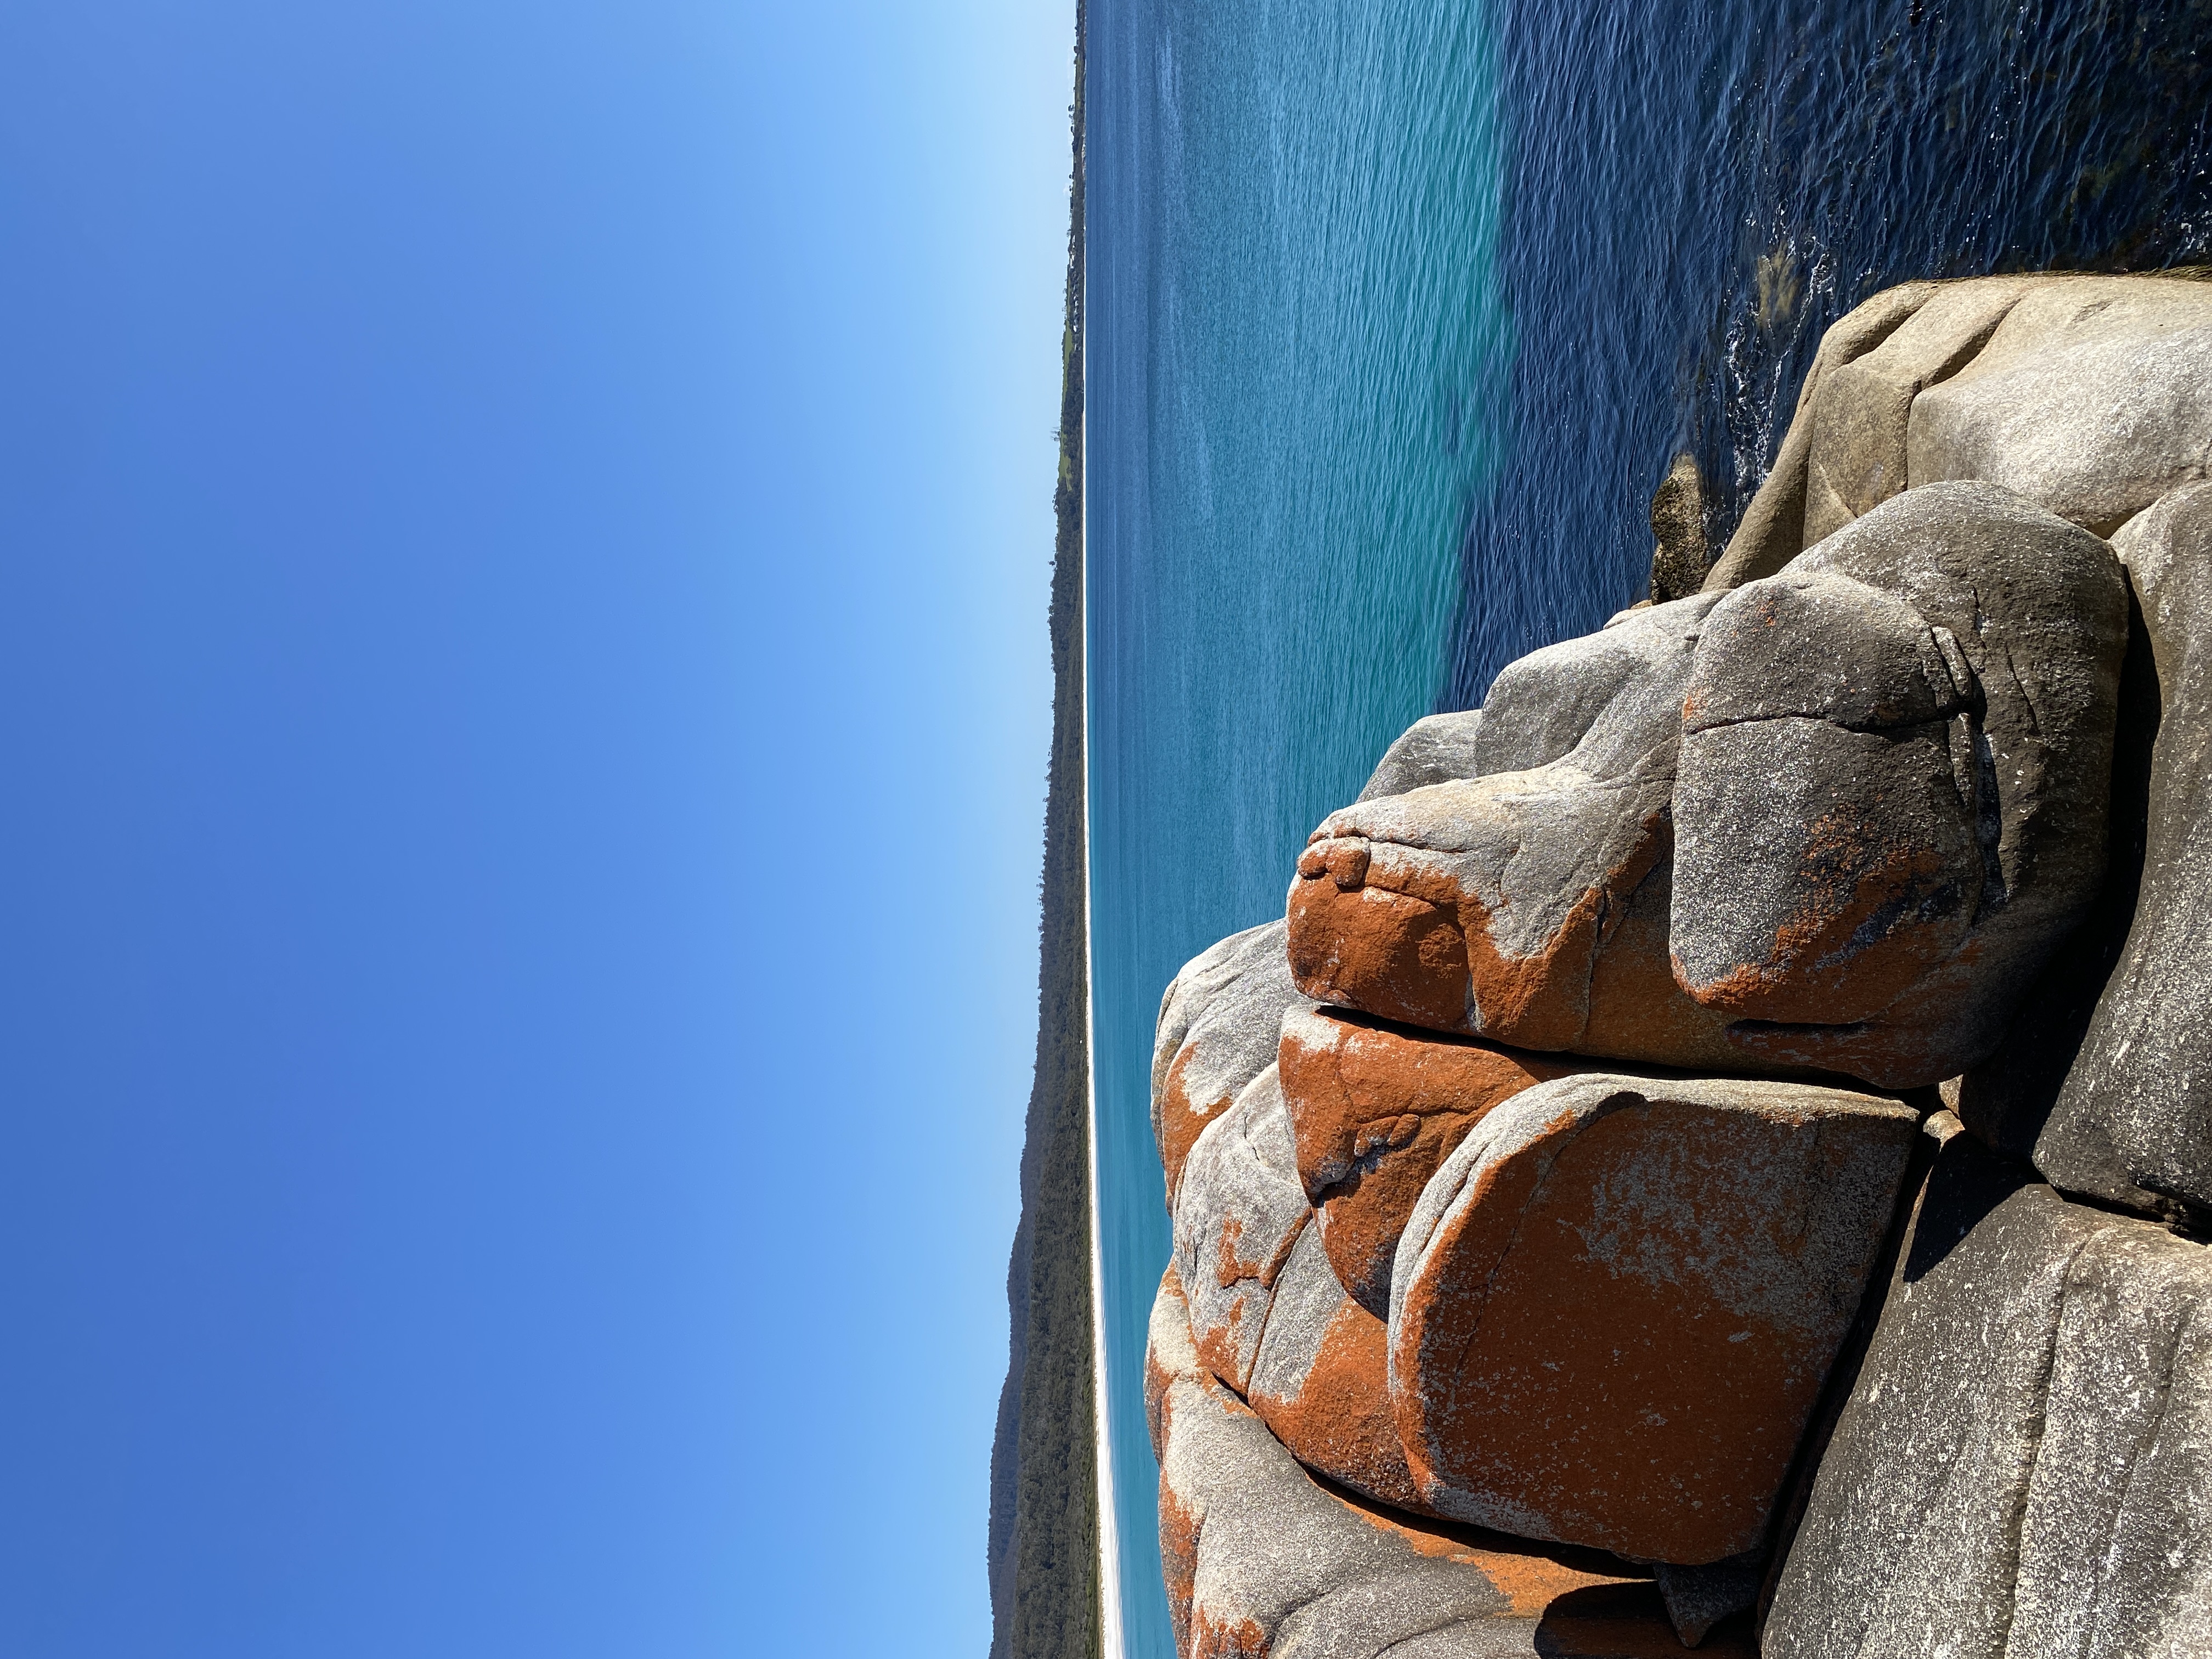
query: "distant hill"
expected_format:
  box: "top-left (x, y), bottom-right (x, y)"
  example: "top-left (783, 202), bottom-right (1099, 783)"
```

top-left (986, 10), bottom-right (1100, 1658)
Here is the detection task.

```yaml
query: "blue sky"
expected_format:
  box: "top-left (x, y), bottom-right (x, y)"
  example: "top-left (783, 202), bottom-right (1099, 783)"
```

top-left (0, 3), bottom-right (1070, 1653)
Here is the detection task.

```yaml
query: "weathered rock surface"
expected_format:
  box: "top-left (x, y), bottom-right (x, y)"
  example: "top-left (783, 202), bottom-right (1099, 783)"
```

top-left (1288, 595), bottom-right (1750, 1068)
top-left (1170, 1051), bottom-right (1423, 1511)
top-left (1796, 276), bottom-right (2044, 548)
top-left (1911, 279), bottom-right (2212, 537)
top-left (1705, 281), bottom-right (1938, 590)
top-left (1293, 482), bottom-right (2125, 1088)
top-left (1356, 709), bottom-right (1487, 803)
top-left (1672, 482), bottom-right (2129, 1086)
top-left (1147, 1265), bottom-right (1754, 1657)
top-left (1153, 919), bottom-right (1314, 1203)
top-left (1276, 1003), bottom-right (1585, 1318)
top-left (1171, 1064), bottom-right (1313, 1396)
top-left (1389, 1073), bottom-right (1919, 1564)
top-left (1706, 273), bottom-right (2212, 589)
top-left (1244, 1222), bottom-right (1423, 1513)
top-left (1767, 1115), bottom-right (2212, 1657)
top-left (2011, 482), bottom-right (2212, 1220)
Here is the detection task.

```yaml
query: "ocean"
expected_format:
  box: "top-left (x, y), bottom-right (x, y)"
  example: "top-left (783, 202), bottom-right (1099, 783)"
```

top-left (1085, 2), bottom-right (2211, 1652)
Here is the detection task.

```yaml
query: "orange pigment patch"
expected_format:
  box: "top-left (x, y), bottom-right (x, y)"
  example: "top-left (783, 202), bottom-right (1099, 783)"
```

top-left (1288, 806), bottom-right (1680, 1058)
top-left (1287, 861), bottom-right (1471, 1032)
top-left (1159, 1046), bottom-right (1235, 1201)
top-left (1398, 1096), bottom-right (1873, 1562)
top-left (1279, 1009), bottom-right (1584, 1313)
top-left (1190, 1613), bottom-right (1268, 1658)
top-left (1581, 852), bottom-right (1747, 1069)
top-left (1249, 1295), bottom-right (1422, 1512)
top-left (1325, 1479), bottom-right (1646, 1618)
top-left (1215, 1214), bottom-right (1261, 1288)
top-left (1194, 1211), bottom-right (1311, 1391)
top-left (1680, 802), bottom-right (1967, 1026)
top-left (1191, 1297), bottom-right (1248, 1392)
top-left (1391, 1100), bottom-right (1575, 1503)
top-left (1455, 880), bottom-right (1602, 1051)
top-left (1158, 1479), bottom-right (1200, 1651)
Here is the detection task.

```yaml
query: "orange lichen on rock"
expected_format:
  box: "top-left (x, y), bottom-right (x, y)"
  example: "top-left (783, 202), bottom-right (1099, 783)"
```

top-left (1144, 1257), bottom-right (1734, 1656)
top-left (1286, 806), bottom-right (1748, 1072)
top-left (1286, 854), bottom-right (1472, 1034)
top-left (1243, 1227), bottom-right (1423, 1511)
top-left (1276, 1003), bottom-right (1589, 1316)
top-left (1156, 1046), bottom-right (1235, 1201)
top-left (1152, 920), bottom-right (1315, 1203)
top-left (1390, 1073), bottom-right (1919, 1563)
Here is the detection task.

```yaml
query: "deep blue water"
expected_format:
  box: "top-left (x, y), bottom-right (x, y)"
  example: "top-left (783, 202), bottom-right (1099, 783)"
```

top-left (1087, 3), bottom-right (2210, 1651)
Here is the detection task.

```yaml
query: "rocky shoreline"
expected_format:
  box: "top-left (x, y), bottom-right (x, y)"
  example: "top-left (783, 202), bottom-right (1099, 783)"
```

top-left (1147, 273), bottom-right (2212, 1655)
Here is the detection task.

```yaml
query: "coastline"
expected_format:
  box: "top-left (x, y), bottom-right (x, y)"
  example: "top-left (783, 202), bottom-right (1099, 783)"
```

top-left (987, 8), bottom-right (1100, 1657)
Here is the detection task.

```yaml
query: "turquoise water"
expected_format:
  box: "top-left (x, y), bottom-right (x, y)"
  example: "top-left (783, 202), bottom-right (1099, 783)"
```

top-left (1087, 1), bottom-right (2211, 1651)
top-left (1087, 6), bottom-right (1509, 1652)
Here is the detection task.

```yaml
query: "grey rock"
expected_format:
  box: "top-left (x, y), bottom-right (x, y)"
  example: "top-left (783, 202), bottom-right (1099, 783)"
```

top-left (1952, 483), bottom-right (2212, 1220)
top-left (2030, 483), bottom-right (2212, 1218)
top-left (1672, 483), bottom-right (2130, 1087)
top-left (1388, 1072), bottom-right (1920, 1565)
top-left (1170, 1065), bottom-right (1312, 1395)
top-left (1151, 919), bottom-right (1313, 1203)
top-left (1356, 709), bottom-right (1487, 803)
top-left (1145, 1265), bottom-right (1732, 1658)
top-left (1766, 1116), bottom-right (2212, 1658)
top-left (1287, 594), bottom-right (1749, 1066)
top-left (1706, 283), bottom-right (1938, 591)
top-left (1911, 278), bottom-right (2212, 536)
top-left (1801, 276), bottom-right (2040, 546)
top-left (1467, 590), bottom-right (1719, 777)
top-left (1706, 274), bottom-right (2212, 593)
top-left (1656, 1555), bottom-right (1765, 1650)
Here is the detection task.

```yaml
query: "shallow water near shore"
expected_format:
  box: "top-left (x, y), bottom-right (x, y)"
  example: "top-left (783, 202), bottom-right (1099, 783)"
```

top-left (1085, 2), bottom-right (2210, 1650)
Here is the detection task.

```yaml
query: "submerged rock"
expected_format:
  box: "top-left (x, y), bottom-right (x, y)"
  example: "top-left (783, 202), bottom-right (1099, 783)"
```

top-left (1649, 451), bottom-right (1712, 603)
top-left (1389, 1073), bottom-right (1918, 1564)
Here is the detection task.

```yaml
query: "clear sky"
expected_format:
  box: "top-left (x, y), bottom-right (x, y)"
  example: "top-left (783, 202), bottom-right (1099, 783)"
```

top-left (0, 3), bottom-right (1070, 1654)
